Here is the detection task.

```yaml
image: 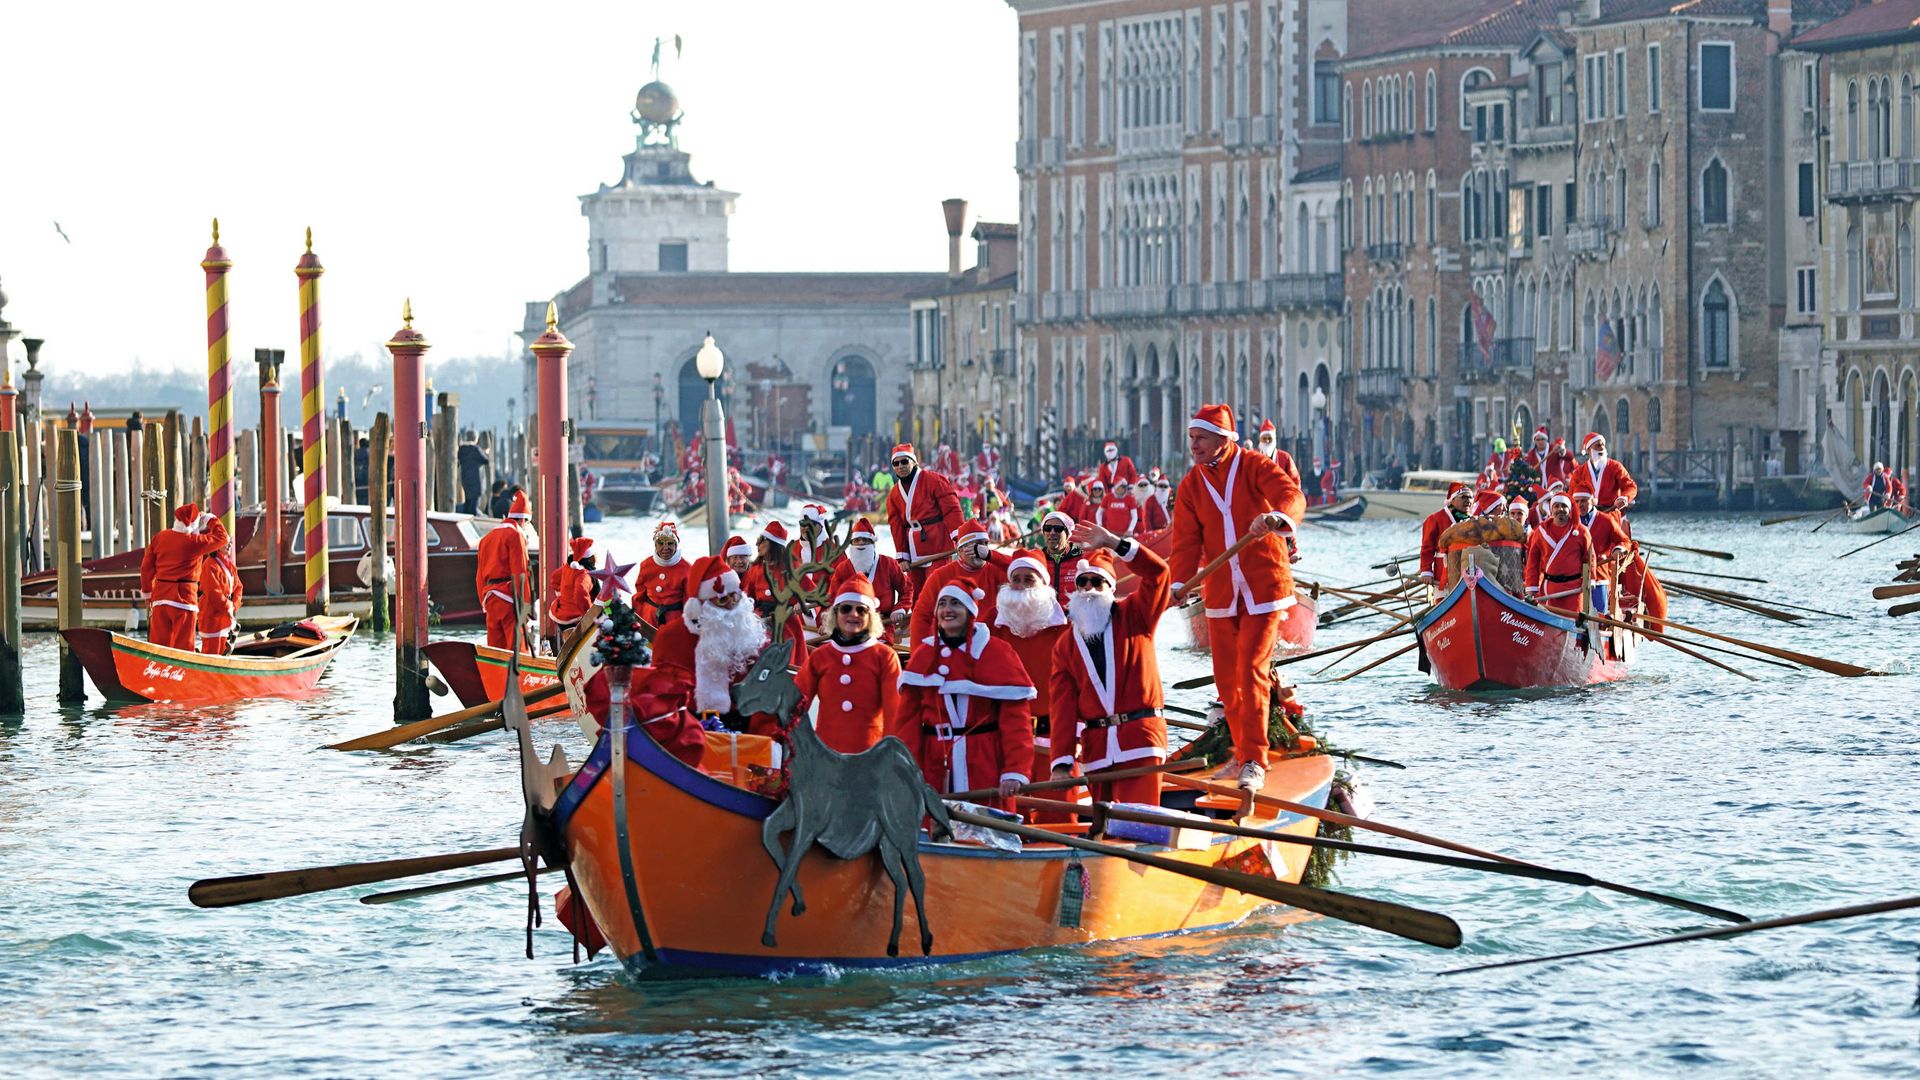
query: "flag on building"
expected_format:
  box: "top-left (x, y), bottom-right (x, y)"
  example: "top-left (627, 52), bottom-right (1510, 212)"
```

top-left (1595, 318), bottom-right (1621, 382)
top-left (1469, 289), bottom-right (1497, 364)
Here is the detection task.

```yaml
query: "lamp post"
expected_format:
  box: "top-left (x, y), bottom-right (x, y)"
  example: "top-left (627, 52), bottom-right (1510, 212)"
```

top-left (651, 372), bottom-right (664, 470)
top-left (1311, 385), bottom-right (1329, 471)
top-left (696, 333), bottom-right (728, 554)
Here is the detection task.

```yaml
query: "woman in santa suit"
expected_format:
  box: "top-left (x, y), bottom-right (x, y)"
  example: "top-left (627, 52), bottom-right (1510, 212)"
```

top-left (795, 573), bottom-right (899, 754)
top-left (741, 519), bottom-right (809, 669)
top-left (547, 536), bottom-right (597, 639)
top-left (895, 584), bottom-right (1036, 811)
top-left (637, 520), bottom-right (693, 627)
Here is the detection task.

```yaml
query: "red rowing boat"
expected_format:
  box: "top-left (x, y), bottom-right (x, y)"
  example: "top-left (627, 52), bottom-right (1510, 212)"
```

top-left (61, 615), bottom-right (357, 704)
top-left (424, 640), bottom-right (560, 708)
top-left (1413, 569), bottom-right (1636, 690)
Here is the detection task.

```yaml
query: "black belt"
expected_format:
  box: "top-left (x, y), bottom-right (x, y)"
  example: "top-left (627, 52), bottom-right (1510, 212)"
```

top-left (923, 720), bottom-right (999, 738)
top-left (487, 577), bottom-right (512, 585)
top-left (654, 601), bottom-right (684, 615)
top-left (158, 579), bottom-right (197, 586)
top-left (1083, 707), bottom-right (1159, 730)
top-left (1545, 572), bottom-right (1583, 583)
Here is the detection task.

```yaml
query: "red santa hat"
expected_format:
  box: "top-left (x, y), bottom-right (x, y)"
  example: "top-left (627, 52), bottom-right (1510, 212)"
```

top-left (1062, 476), bottom-right (1079, 490)
top-left (955, 519), bottom-right (989, 547)
top-left (506, 490), bottom-right (530, 520)
top-left (759, 519), bottom-right (790, 547)
top-left (1548, 493), bottom-right (1573, 510)
top-left (723, 534), bottom-right (752, 561)
top-left (1072, 552), bottom-right (1118, 587)
top-left (1103, 441), bottom-right (1118, 453)
top-left (653, 519), bottom-right (679, 540)
top-left (1582, 431), bottom-right (1606, 453)
top-left (1571, 488), bottom-right (1597, 503)
top-left (1189, 404), bottom-right (1236, 439)
top-left (1508, 495), bottom-right (1530, 510)
top-left (935, 582), bottom-right (979, 616)
top-left (891, 443), bottom-right (917, 464)
top-left (832, 572), bottom-right (879, 610)
top-left (799, 504), bottom-right (827, 526)
top-left (692, 555), bottom-right (741, 602)
top-left (1007, 548), bottom-right (1050, 583)
top-left (173, 503), bottom-right (199, 529)
top-left (1258, 418), bottom-right (1276, 437)
top-left (1532, 426), bottom-right (1549, 442)
top-left (1088, 478), bottom-right (1106, 491)
top-left (1042, 509), bottom-right (1074, 530)
top-left (567, 536), bottom-right (594, 565)
top-left (1470, 490), bottom-right (1506, 516)
top-left (1133, 477), bottom-right (1153, 490)
top-left (1446, 481), bottom-right (1471, 499)
top-left (1546, 479), bottom-right (1567, 494)
top-left (848, 517), bottom-right (876, 541)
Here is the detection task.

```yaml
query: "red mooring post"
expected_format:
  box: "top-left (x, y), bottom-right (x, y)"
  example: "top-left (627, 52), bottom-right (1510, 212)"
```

top-left (530, 302), bottom-right (573, 642)
top-left (388, 301), bottom-right (431, 722)
top-left (258, 353), bottom-right (284, 594)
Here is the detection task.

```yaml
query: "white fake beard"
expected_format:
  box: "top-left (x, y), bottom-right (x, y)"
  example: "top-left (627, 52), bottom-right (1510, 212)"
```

top-left (996, 583), bottom-right (1062, 637)
top-left (846, 543), bottom-right (879, 578)
top-left (1104, 447), bottom-right (1118, 461)
top-left (691, 600), bottom-right (768, 713)
top-left (1591, 451), bottom-right (1608, 465)
top-left (1066, 590), bottom-right (1115, 641)
top-left (1257, 439), bottom-right (1275, 457)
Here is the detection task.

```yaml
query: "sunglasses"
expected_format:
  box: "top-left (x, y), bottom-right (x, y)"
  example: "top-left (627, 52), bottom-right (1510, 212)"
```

top-left (1042, 525), bottom-right (1069, 534)
top-left (835, 603), bottom-right (869, 615)
top-left (1075, 576), bottom-right (1111, 590)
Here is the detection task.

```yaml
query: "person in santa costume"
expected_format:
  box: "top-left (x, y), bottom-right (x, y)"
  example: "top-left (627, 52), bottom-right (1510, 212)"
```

top-left (742, 519), bottom-right (810, 669)
top-left (194, 524), bottom-right (244, 656)
top-left (638, 520), bottom-right (692, 627)
top-left (547, 536), bottom-right (598, 639)
top-left (884, 443), bottom-right (964, 596)
top-left (795, 573), bottom-right (900, 754)
top-left (1524, 493), bottom-right (1597, 616)
top-left (1048, 521), bottom-right (1172, 807)
top-left (991, 548), bottom-right (1070, 792)
top-left (1168, 404), bottom-right (1305, 792)
top-left (1506, 496), bottom-right (1532, 542)
top-left (1568, 432), bottom-right (1639, 515)
top-left (648, 554), bottom-right (781, 734)
top-left (1418, 482), bottom-right (1473, 586)
top-left (1092, 479), bottom-right (1139, 537)
top-left (1252, 419), bottom-right (1303, 485)
top-left (1093, 440), bottom-right (1138, 490)
top-left (1055, 477), bottom-right (1090, 523)
top-left (1132, 477), bottom-right (1170, 534)
top-left (910, 519), bottom-right (1011, 644)
top-left (141, 503), bottom-right (231, 652)
top-left (830, 517), bottom-right (912, 635)
top-left (975, 441), bottom-right (1001, 483)
top-left (474, 489), bottom-right (535, 650)
top-left (1036, 510), bottom-right (1083, 607)
top-left (895, 583), bottom-right (1036, 811)
top-left (722, 534), bottom-right (753, 578)
top-left (1522, 426), bottom-right (1551, 471)
top-left (1543, 437), bottom-right (1576, 488)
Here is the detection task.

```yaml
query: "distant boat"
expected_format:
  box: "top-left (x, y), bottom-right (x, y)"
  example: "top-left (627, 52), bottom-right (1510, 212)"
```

top-left (1351, 470), bottom-right (1479, 520)
top-left (1414, 571), bottom-right (1636, 690)
top-left (1306, 495), bottom-right (1367, 521)
top-left (1846, 506), bottom-right (1914, 534)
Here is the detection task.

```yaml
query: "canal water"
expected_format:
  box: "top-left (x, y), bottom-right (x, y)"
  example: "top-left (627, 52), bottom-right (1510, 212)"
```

top-left (1, 510), bottom-right (1914, 1077)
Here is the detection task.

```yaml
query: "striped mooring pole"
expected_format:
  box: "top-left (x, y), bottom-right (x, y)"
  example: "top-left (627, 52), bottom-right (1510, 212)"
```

top-left (201, 220), bottom-right (234, 535)
top-left (295, 228), bottom-right (329, 615)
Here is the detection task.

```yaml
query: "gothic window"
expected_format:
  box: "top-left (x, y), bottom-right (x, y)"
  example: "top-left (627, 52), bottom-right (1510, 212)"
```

top-left (1701, 159), bottom-right (1729, 225)
top-left (1702, 280), bottom-right (1732, 369)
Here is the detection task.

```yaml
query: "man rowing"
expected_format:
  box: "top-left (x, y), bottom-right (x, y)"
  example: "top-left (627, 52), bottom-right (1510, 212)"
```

top-left (474, 489), bottom-right (534, 650)
top-left (1523, 493), bottom-right (1597, 616)
top-left (1569, 432), bottom-right (1637, 516)
top-left (1418, 482), bottom-right (1473, 589)
top-left (141, 503), bottom-right (231, 652)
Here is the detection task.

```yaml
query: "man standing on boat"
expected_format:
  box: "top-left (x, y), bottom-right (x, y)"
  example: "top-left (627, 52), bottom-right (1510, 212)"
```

top-left (884, 443), bottom-right (964, 597)
top-left (795, 573), bottom-right (898, 754)
top-left (1418, 482), bottom-right (1473, 588)
top-left (910, 520), bottom-right (1010, 644)
top-left (1036, 510), bottom-right (1081, 606)
top-left (1049, 522), bottom-right (1172, 806)
top-left (992, 550), bottom-right (1069, 789)
top-left (1093, 440), bottom-right (1138, 491)
top-left (140, 503), bottom-right (230, 652)
top-left (1133, 477), bottom-right (1170, 534)
top-left (547, 536), bottom-right (597, 641)
top-left (1524, 494), bottom-right (1597, 616)
top-left (474, 490), bottom-right (535, 651)
top-left (1168, 404), bottom-right (1305, 792)
top-left (831, 517), bottom-right (911, 637)
top-left (1569, 433), bottom-right (1638, 516)
top-left (639, 520), bottom-right (692, 627)
top-left (195, 525), bottom-right (243, 655)
top-left (896, 584), bottom-right (1036, 810)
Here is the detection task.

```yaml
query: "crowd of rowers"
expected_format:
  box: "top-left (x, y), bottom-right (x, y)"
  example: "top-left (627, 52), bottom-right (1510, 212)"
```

top-left (470, 404), bottom-right (1313, 814)
top-left (1417, 427), bottom-right (1666, 621)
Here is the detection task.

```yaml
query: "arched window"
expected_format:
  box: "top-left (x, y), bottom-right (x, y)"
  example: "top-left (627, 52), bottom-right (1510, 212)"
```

top-left (1459, 67), bottom-right (1492, 129)
top-left (1905, 75), bottom-right (1916, 159)
top-left (1426, 296), bottom-right (1438, 375)
top-left (1403, 75), bottom-right (1414, 135)
top-left (1868, 79), bottom-right (1883, 159)
top-left (1702, 279), bottom-right (1732, 369)
top-left (1701, 158), bottom-right (1729, 225)
top-left (1648, 284), bottom-right (1664, 379)
top-left (1616, 166), bottom-right (1628, 227)
top-left (1361, 80), bottom-right (1372, 138)
top-left (1425, 69), bottom-right (1437, 131)
top-left (1559, 275), bottom-right (1575, 350)
top-left (1901, 224), bottom-right (1914, 308)
top-left (1847, 225), bottom-right (1863, 309)
top-left (1648, 394), bottom-right (1662, 435)
top-left (1343, 82), bottom-right (1353, 142)
top-left (1646, 158), bottom-right (1662, 227)
top-left (1880, 77), bottom-right (1894, 159)
top-left (1847, 80), bottom-right (1859, 160)
top-left (1362, 177), bottom-right (1374, 245)
top-left (1426, 171), bottom-right (1437, 245)
top-left (1459, 175), bottom-right (1472, 242)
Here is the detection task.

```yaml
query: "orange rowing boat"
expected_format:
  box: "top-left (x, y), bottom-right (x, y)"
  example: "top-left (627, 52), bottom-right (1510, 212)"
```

top-left (62, 616), bottom-right (357, 704)
top-left (424, 640), bottom-right (560, 708)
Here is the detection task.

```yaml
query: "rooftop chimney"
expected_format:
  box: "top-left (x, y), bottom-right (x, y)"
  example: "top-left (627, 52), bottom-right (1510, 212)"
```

top-left (941, 198), bottom-right (968, 279)
top-left (1768, 0), bottom-right (1792, 45)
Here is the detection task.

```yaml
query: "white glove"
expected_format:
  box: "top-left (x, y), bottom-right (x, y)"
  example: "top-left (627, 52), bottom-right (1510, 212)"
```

top-left (1417, 571), bottom-right (1434, 583)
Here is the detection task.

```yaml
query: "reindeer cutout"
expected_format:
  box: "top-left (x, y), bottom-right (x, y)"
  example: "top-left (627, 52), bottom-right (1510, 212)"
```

top-left (739, 638), bottom-right (952, 958)
top-left (763, 521), bottom-right (849, 644)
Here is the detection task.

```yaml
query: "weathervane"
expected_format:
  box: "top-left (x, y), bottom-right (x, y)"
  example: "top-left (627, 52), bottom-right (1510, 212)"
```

top-left (633, 34), bottom-right (686, 147)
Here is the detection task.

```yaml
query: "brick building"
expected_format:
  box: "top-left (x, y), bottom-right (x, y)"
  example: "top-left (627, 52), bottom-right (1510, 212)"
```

top-left (907, 200), bottom-right (1019, 452)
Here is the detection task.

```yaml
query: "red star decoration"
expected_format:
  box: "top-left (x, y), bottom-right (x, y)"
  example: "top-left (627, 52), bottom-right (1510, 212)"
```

top-left (590, 552), bottom-right (636, 602)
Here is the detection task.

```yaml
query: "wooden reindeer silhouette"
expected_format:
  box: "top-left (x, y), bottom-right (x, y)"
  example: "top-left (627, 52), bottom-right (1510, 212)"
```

top-left (736, 637), bottom-right (952, 957)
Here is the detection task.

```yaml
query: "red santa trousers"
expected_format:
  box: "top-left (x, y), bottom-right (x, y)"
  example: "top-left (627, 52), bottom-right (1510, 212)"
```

top-left (1207, 608), bottom-right (1282, 769)
top-left (483, 597), bottom-right (520, 650)
top-left (149, 597), bottom-right (197, 652)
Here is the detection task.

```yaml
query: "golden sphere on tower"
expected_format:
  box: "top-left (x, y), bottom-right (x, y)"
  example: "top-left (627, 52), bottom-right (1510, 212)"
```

top-left (634, 81), bottom-right (679, 124)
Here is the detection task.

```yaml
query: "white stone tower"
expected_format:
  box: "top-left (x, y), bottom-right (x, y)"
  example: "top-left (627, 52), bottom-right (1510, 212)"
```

top-left (579, 78), bottom-right (737, 275)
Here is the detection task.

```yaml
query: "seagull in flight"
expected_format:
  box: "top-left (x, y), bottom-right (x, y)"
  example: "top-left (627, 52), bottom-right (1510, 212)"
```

top-left (52, 222), bottom-right (70, 244)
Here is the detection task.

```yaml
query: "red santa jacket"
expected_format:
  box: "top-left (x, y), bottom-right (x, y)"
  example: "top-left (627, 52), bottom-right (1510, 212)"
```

top-left (1583, 509), bottom-right (1632, 565)
top-left (885, 466), bottom-right (964, 562)
top-left (1524, 519), bottom-right (1596, 596)
top-left (474, 523), bottom-right (532, 612)
top-left (1094, 493), bottom-right (1139, 536)
top-left (909, 548), bottom-right (1013, 644)
top-left (1056, 490), bottom-right (1090, 523)
top-left (141, 516), bottom-right (230, 607)
top-left (830, 555), bottom-right (912, 620)
top-left (581, 663), bottom-right (707, 769)
top-left (1048, 543), bottom-right (1172, 773)
top-left (1542, 449), bottom-right (1576, 488)
top-left (638, 553), bottom-right (693, 624)
top-left (796, 635), bottom-right (900, 754)
top-left (197, 543), bottom-right (243, 636)
top-left (1271, 448), bottom-right (1303, 486)
top-left (1168, 442), bottom-right (1307, 617)
top-left (997, 619), bottom-right (1066, 717)
top-left (895, 621), bottom-right (1036, 796)
top-left (1135, 495), bottom-right (1170, 534)
top-left (1419, 507), bottom-right (1465, 582)
top-left (1568, 457), bottom-right (1639, 511)
top-left (1094, 455), bottom-right (1139, 490)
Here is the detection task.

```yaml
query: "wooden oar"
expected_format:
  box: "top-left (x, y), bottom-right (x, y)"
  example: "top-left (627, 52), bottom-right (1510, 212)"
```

top-left (1583, 614), bottom-right (1756, 681)
top-left (422, 698), bottom-right (571, 744)
top-left (1333, 640), bottom-right (1420, 681)
top-left (359, 865), bottom-right (561, 905)
top-left (326, 682), bottom-right (567, 752)
top-left (1582, 613), bottom-right (1790, 671)
top-left (189, 846), bottom-right (522, 908)
top-left (1162, 773), bottom-right (1750, 924)
top-left (1637, 540), bottom-right (1735, 562)
top-left (1870, 581), bottom-right (1920, 600)
top-left (1663, 581), bottom-right (1802, 623)
top-left (1837, 517), bottom-right (1920, 559)
top-left (1370, 550), bottom-right (1420, 570)
top-left (1675, 581), bottom-right (1851, 621)
top-left (1019, 798), bottom-right (1590, 887)
top-left (1887, 599), bottom-right (1920, 617)
top-left (1648, 565), bottom-right (1769, 585)
top-left (1761, 506), bottom-right (1844, 527)
top-left (1169, 624), bottom-right (1416, 690)
top-left (946, 758), bottom-right (1212, 803)
top-left (1441, 893), bottom-right (1920, 976)
top-left (906, 547), bottom-right (958, 570)
top-left (943, 808), bottom-right (1462, 949)
top-left (1645, 615), bottom-right (1884, 677)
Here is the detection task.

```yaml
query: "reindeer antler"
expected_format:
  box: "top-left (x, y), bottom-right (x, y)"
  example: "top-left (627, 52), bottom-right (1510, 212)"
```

top-left (768, 520), bottom-right (852, 642)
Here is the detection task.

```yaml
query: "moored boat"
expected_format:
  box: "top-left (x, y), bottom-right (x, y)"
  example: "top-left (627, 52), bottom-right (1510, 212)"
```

top-left (1413, 569), bottom-right (1635, 690)
top-left (424, 640), bottom-right (561, 708)
top-left (1846, 507), bottom-right (1914, 534)
top-left (22, 590), bottom-right (375, 632)
top-left (61, 616), bottom-right (358, 704)
top-left (1352, 470), bottom-right (1479, 520)
top-left (1306, 495), bottom-right (1367, 521)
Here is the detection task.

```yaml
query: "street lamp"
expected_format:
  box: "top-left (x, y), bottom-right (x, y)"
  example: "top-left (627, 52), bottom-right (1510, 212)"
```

top-left (696, 333), bottom-right (728, 554)
top-left (651, 371), bottom-right (664, 470)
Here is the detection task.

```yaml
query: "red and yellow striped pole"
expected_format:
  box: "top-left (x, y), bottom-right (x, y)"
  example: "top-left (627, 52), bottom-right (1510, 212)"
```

top-left (295, 228), bottom-right (329, 615)
top-left (201, 219), bottom-right (234, 534)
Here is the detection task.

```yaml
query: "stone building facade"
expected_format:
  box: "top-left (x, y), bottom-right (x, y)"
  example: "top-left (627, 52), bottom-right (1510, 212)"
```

top-left (907, 201), bottom-right (1020, 449)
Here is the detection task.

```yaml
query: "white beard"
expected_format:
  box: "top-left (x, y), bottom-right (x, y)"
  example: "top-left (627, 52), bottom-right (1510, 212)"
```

top-left (1067, 590), bottom-right (1116, 641)
top-left (1104, 448), bottom-right (1117, 461)
top-left (690, 600), bottom-right (768, 713)
top-left (846, 543), bottom-right (879, 578)
top-left (996, 583), bottom-right (1063, 637)
top-left (1257, 439), bottom-right (1275, 458)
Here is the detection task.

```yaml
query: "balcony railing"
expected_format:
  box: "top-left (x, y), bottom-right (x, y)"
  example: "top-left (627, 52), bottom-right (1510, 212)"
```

top-left (1256, 273), bottom-right (1343, 307)
top-left (1014, 139), bottom-right (1036, 169)
top-left (1827, 158), bottom-right (1920, 200)
top-left (1356, 367), bottom-right (1405, 405)
top-left (1365, 241), bottom-right (1404, 264)
top-left (1040, 136), bottom-right (1064, 167)
top-left (1571, 347), bottom-right (1664, 386)
top-left (1457, 338), bottom-right (1535, 380)
top-left (1117, 123), bottom-right (1182, 157)
top-left (1565, 224), bottom-right (1608, 255)
top-left (1517, 120), bottom-right (1574, 146)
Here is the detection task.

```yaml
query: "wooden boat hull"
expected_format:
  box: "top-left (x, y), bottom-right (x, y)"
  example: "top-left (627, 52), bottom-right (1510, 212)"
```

top-left (23, 592), bottom-right (374, 632)
top-left (61, 618), bottom-right (355, 704)
top-left (424, 640), bottom-right (561, 708)
top-left (1847, 508), bottom-right (1913, 534)
top-left (551, 729), bottom-right (1333, 977)
top-left (1413, 572), bottom-right (1632, 690)
top-left (1305, 495), bottom-right (1367, 522)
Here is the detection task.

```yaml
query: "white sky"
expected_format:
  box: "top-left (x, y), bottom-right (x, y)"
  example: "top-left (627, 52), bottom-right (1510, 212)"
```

top-left (1, 0), bottom-right (1018, 376)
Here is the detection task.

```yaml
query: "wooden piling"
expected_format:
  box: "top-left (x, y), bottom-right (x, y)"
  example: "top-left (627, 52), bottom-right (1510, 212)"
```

top-left (0, 431), bottom-right (22, 713)
top-left (91, 420), bottom-right (113, 559)
top-left (190, 421), bottom-right (208, 507)
top-left (56, 428), bottom-right (83, 703)
top-left (110, 428), bottom-right (132, 556)
top-left (39, 421), bottom-right (57, 573)
top-left (142, 420), bottom-right (168, 539)
top-left (432, 391), bottom-right (457, 514)
top-left (530, 307), bottom-right (572, 643)
top-left (125, 418), bottom-right (145, 549)
top-left (164, 409), bottom-right (183, 511)
top-left (368, 412), bottom-right (391, 634)
top-left (237, 428), bottom-right (257, 513)
top-left (567, 460), bottom-right (583, 537)
top-left (19, 416), bottom-right (39, 571)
